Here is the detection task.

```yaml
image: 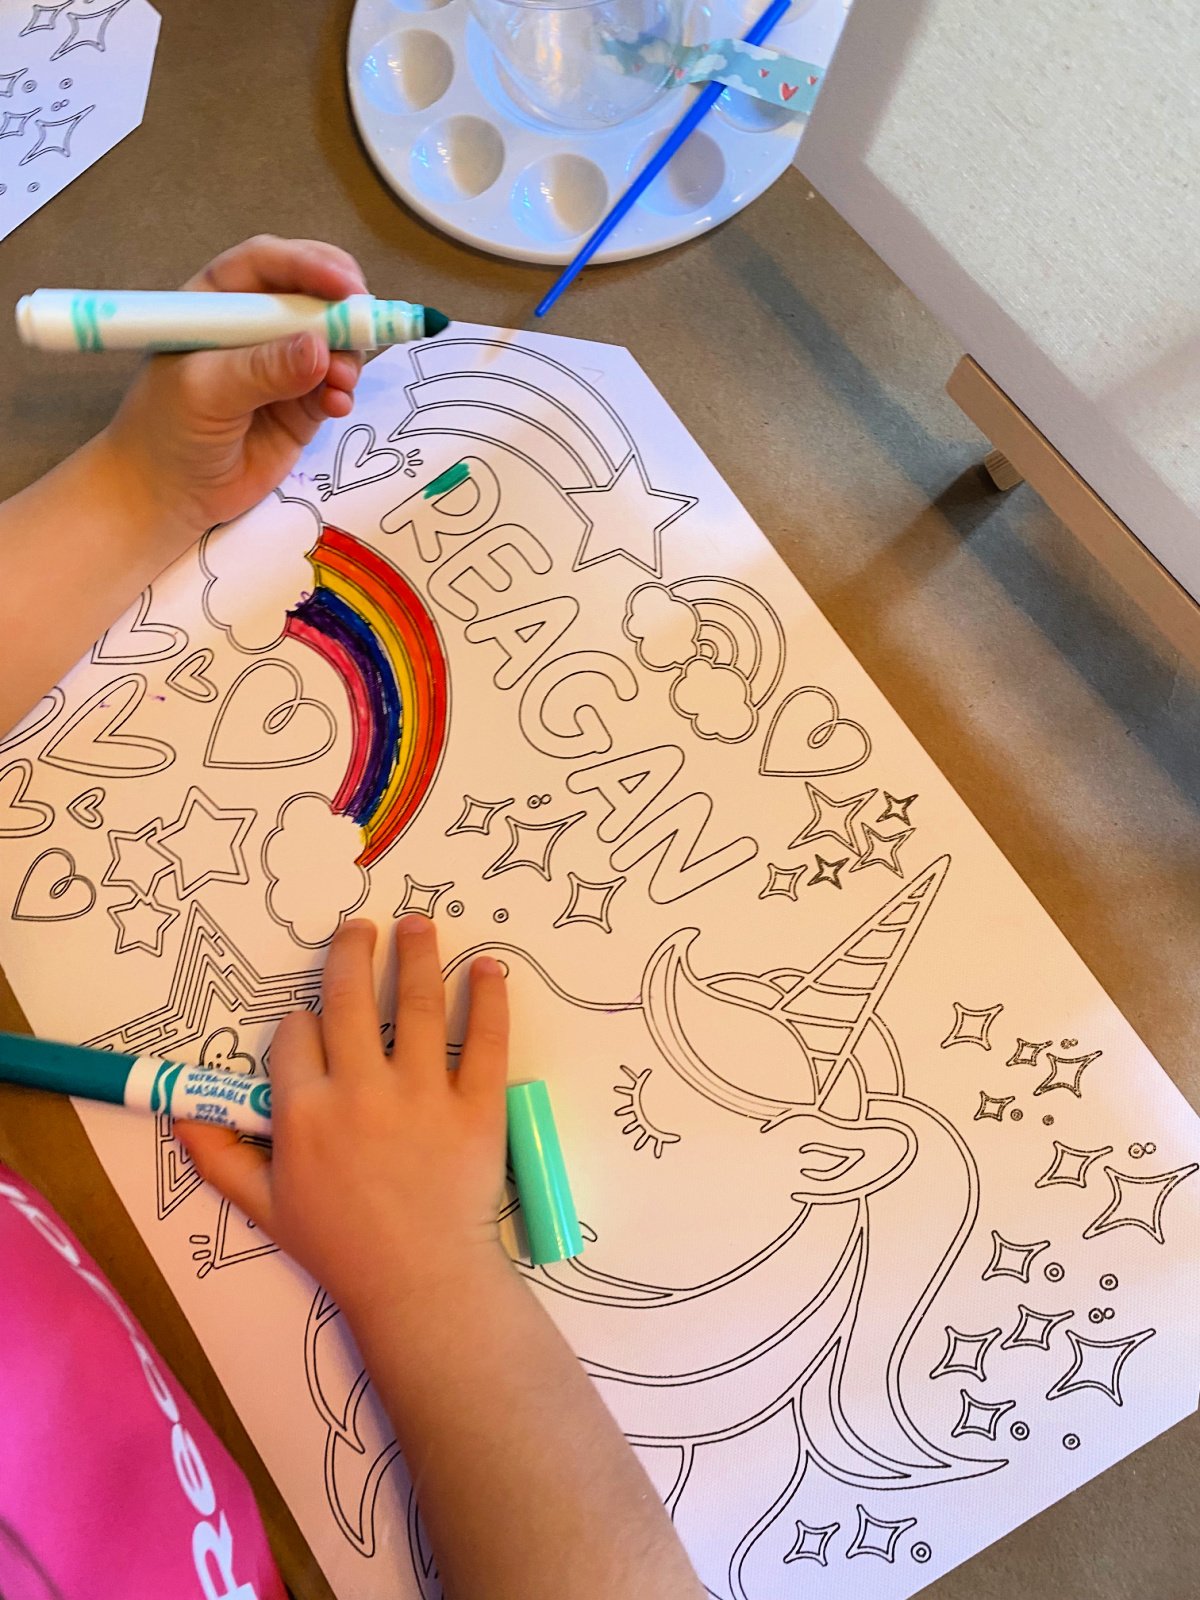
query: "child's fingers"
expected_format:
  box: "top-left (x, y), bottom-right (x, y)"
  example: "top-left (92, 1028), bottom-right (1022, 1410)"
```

top-left (325, 352), bottom-right (363, 394)
top-left (319, 385), bottom-right (355, 420)
top-left (185, 235), bottom-right (367, 302)
top-left (176, 1123), bottom-right (272, 1229)
top-left (319, 919), bottom-right (384, 1078)
top-left (183, 333), bottom-right (329, 426)
top-left (268, 1009), bottom-right (327, 1093)
top-left (456, 956), bottom-right (509, 1106)
top-left (391, 915), bottom-right (447, 1084)
top-left (263, 386), bottom-right (340, 450)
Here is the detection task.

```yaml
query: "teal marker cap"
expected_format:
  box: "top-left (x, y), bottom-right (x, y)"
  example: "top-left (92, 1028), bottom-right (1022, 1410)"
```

top-left (506, 1079), bottom-right (584, 1266)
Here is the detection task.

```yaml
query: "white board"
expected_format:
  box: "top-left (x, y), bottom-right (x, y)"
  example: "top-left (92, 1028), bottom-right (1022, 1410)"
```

top-left (799, 0), bottom-right (1200, 602)
top-left (1, 326), bottom-right (1198, 1600)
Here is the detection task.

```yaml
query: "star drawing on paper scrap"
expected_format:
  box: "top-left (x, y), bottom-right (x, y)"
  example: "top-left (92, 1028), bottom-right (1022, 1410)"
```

top-left (483, 811), bottom-right (585, 882)
top-left (108, 893), bottom-right (178, 957)
top-left (929, 1325), bottom-right (1001, 1383)
top-left (0, 70), bottom-right (27, 98)
top-left (1046, 1326), bottom-right (1155, 1406)
top-left (846, 1505), bottom-right (916, 1562)
top-left (941, 1000), bottom-right (1003, 1050)
top-left (18, 104), bottom-right (92, 165)
top-left (808, 854), bottom-right (849, 889)
top-left (156, 787), bottom-right (254, 897)
top-left (102, 819), bottom-right (173, 897)
top-left (50, 0), bottom-right (130, 60)
top-left (850, 823), bottom-right (913, 877)
top-left (789, 781), bottom-right (874, 854)
top-left (568, 450), bottom-right (696, 577)
top-left (1033, 1048), bottom-right (1101, 1097)
top-left (878, 791), bottom-right (917, 826)
top-left (1001, 1305), bottom-right (1073, 1352)
top-left (394, 875), bottom-right (454, 919)
top-left (445, 794), bottom-right (513, 837)
top-left (759, 862), bottom-right (806, 901)
top-left (1034, 1141), bottom-right (1113, 1189)
top-left (982, 1229), bottom-right (1049, 1283)
top-left (784, 1521), bottom-right (839, 1566)
top-left (554, 872), bottom-right (624, 932)
top-left (1082, 1163), bottom-right (1198, 1245)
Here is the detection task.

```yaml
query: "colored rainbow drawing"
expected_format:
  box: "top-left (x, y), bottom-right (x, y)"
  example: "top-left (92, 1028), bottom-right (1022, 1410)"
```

top-left (284, 525), bottom-right (449, 868)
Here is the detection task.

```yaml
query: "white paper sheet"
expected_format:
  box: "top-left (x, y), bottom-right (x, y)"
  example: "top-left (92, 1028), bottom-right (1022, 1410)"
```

top-left (0, 0), bottom-right (158, 243)
top-left (1, 326), bottom-right (1197, 1600)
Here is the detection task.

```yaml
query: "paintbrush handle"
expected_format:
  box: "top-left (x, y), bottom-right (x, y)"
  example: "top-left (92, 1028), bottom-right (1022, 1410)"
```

top-left (534, 0), bottom-right (793, 316)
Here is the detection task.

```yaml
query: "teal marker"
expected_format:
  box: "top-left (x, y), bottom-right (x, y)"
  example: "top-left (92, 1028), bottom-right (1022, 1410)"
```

top-left (14, 290), bottom-right (451, 354)
top-left (506, 1079), bottom-right (584, 1265)
top-left (0, 1030), bottom-right (273, 1137)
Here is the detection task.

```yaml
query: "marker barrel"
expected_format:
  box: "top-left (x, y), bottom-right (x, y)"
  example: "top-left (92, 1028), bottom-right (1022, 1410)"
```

top-left (15, 290), bottom-right (431, 352)
top-left (0, 1030), bottom-right (272, 1138)
top-left (506, 1079), bottom-right (584, 1265)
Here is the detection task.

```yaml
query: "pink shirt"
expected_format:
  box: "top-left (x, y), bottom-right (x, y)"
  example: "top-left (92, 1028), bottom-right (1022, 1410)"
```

top-left (0, 1163), bottom-right (287, 1600)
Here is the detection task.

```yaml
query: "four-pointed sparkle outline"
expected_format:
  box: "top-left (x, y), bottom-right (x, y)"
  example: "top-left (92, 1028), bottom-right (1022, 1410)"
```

top-left (929, 1325), bottom-right (1001, 1383)
top-left (483, 810), bottom-right (585, 881)
top-left (845, 1504), bottom-right (917, 1562)
top-left (18, 103), bottom-right (93, 165)
top-left (982, 1230), bottom-right (1050, 1283)
top-left (784, 1520), bottom-right (839, 1566)
top-left (1082, 1163), bottom-right (1198, 1244)
top-left (941, 1000), bottom-right (1004, 1050)
top-left (1046, 1327), bottom-right (1155, 1406)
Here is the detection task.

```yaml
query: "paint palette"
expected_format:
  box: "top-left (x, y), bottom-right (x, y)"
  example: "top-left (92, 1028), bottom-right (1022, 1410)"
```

top-left (346, 0), bottom-right (848, 265)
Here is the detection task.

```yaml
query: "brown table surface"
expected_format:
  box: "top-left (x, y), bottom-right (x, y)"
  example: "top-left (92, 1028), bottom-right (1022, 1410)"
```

top-left (2, 3), bottom-right (1198, 1596)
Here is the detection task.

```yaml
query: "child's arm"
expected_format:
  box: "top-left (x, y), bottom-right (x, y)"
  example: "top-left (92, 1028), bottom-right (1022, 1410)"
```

top-left (0, 235), bottom-right (366, 736)
top-left (180, 917), bottom-right (704, 1600)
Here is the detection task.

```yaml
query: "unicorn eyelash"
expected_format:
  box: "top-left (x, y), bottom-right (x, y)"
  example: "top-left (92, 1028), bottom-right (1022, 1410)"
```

top-left (613, 1065), bottom-right (682, 1159)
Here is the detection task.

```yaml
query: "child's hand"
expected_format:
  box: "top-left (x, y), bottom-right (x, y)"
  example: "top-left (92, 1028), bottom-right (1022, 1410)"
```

top-left (99, 234), bottom-right (368, 557)
top-left (177, 916), bottom-right (511, 1319)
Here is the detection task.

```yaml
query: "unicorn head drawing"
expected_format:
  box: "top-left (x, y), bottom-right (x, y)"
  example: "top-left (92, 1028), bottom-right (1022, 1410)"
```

top-left (308, 857), bottom-right (998, 1597)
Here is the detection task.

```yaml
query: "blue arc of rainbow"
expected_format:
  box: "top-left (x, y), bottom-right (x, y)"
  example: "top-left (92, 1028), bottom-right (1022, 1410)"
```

top-left (284, 525), bottom-right (448, 868)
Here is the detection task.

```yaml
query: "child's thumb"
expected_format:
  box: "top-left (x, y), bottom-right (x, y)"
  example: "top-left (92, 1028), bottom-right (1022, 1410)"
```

top-left (198, 332), bottom-right (328, 420)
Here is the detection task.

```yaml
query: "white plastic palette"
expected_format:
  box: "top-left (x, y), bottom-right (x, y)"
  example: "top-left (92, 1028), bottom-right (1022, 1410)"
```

top-left (346, 0), bottom-right (847, 264)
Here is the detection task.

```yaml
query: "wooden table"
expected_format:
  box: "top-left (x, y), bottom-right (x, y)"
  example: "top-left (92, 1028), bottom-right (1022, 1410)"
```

top-left (2, 3), bottom-right (1198, 1595)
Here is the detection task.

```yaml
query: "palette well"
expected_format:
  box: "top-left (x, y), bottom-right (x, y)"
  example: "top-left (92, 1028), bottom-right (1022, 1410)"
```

top-left (346, 0), bottom-right (848, 264)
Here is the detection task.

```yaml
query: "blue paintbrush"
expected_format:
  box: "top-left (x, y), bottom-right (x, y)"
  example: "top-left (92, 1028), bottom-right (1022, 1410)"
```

top-left (534, 0), bottom-right (793, 317)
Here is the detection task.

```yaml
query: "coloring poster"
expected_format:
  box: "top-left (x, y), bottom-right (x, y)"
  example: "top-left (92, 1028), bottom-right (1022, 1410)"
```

top-left (1, 327), bottom-right (1198, 1600)
top-left (0, 0), bottom-right (159, 243)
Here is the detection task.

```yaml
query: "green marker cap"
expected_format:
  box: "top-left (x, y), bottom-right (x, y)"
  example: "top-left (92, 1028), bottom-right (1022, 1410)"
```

top-left (506, 1079), bottom-right (584, 1266)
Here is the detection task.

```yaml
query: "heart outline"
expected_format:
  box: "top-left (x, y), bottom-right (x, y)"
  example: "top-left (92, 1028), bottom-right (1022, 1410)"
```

top-left (321, 424), bottom-right (404, 500)
top-left (92, 587), bottom-right (188, 665)
top-left (13, 848), bottom-right (96, 922)
top-left (759, 685), bottom-right (873, 778)
top-left (205, 659), bottom-right (337, 771)
top-left (167, 647), bottom-right (219, 704)
top-left (66, 787), bottom-right (105, 829)
top-left (42, 675), bottom-right (175, 779)
top-left (0, 760), bottom-right (53, 838)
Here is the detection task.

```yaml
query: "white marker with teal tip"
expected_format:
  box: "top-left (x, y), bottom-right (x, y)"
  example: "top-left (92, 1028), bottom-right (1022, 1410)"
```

top-left (14, 290), bottom-right (451, 353)
top-left (0, 1030), bottom-right (273, 1137)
